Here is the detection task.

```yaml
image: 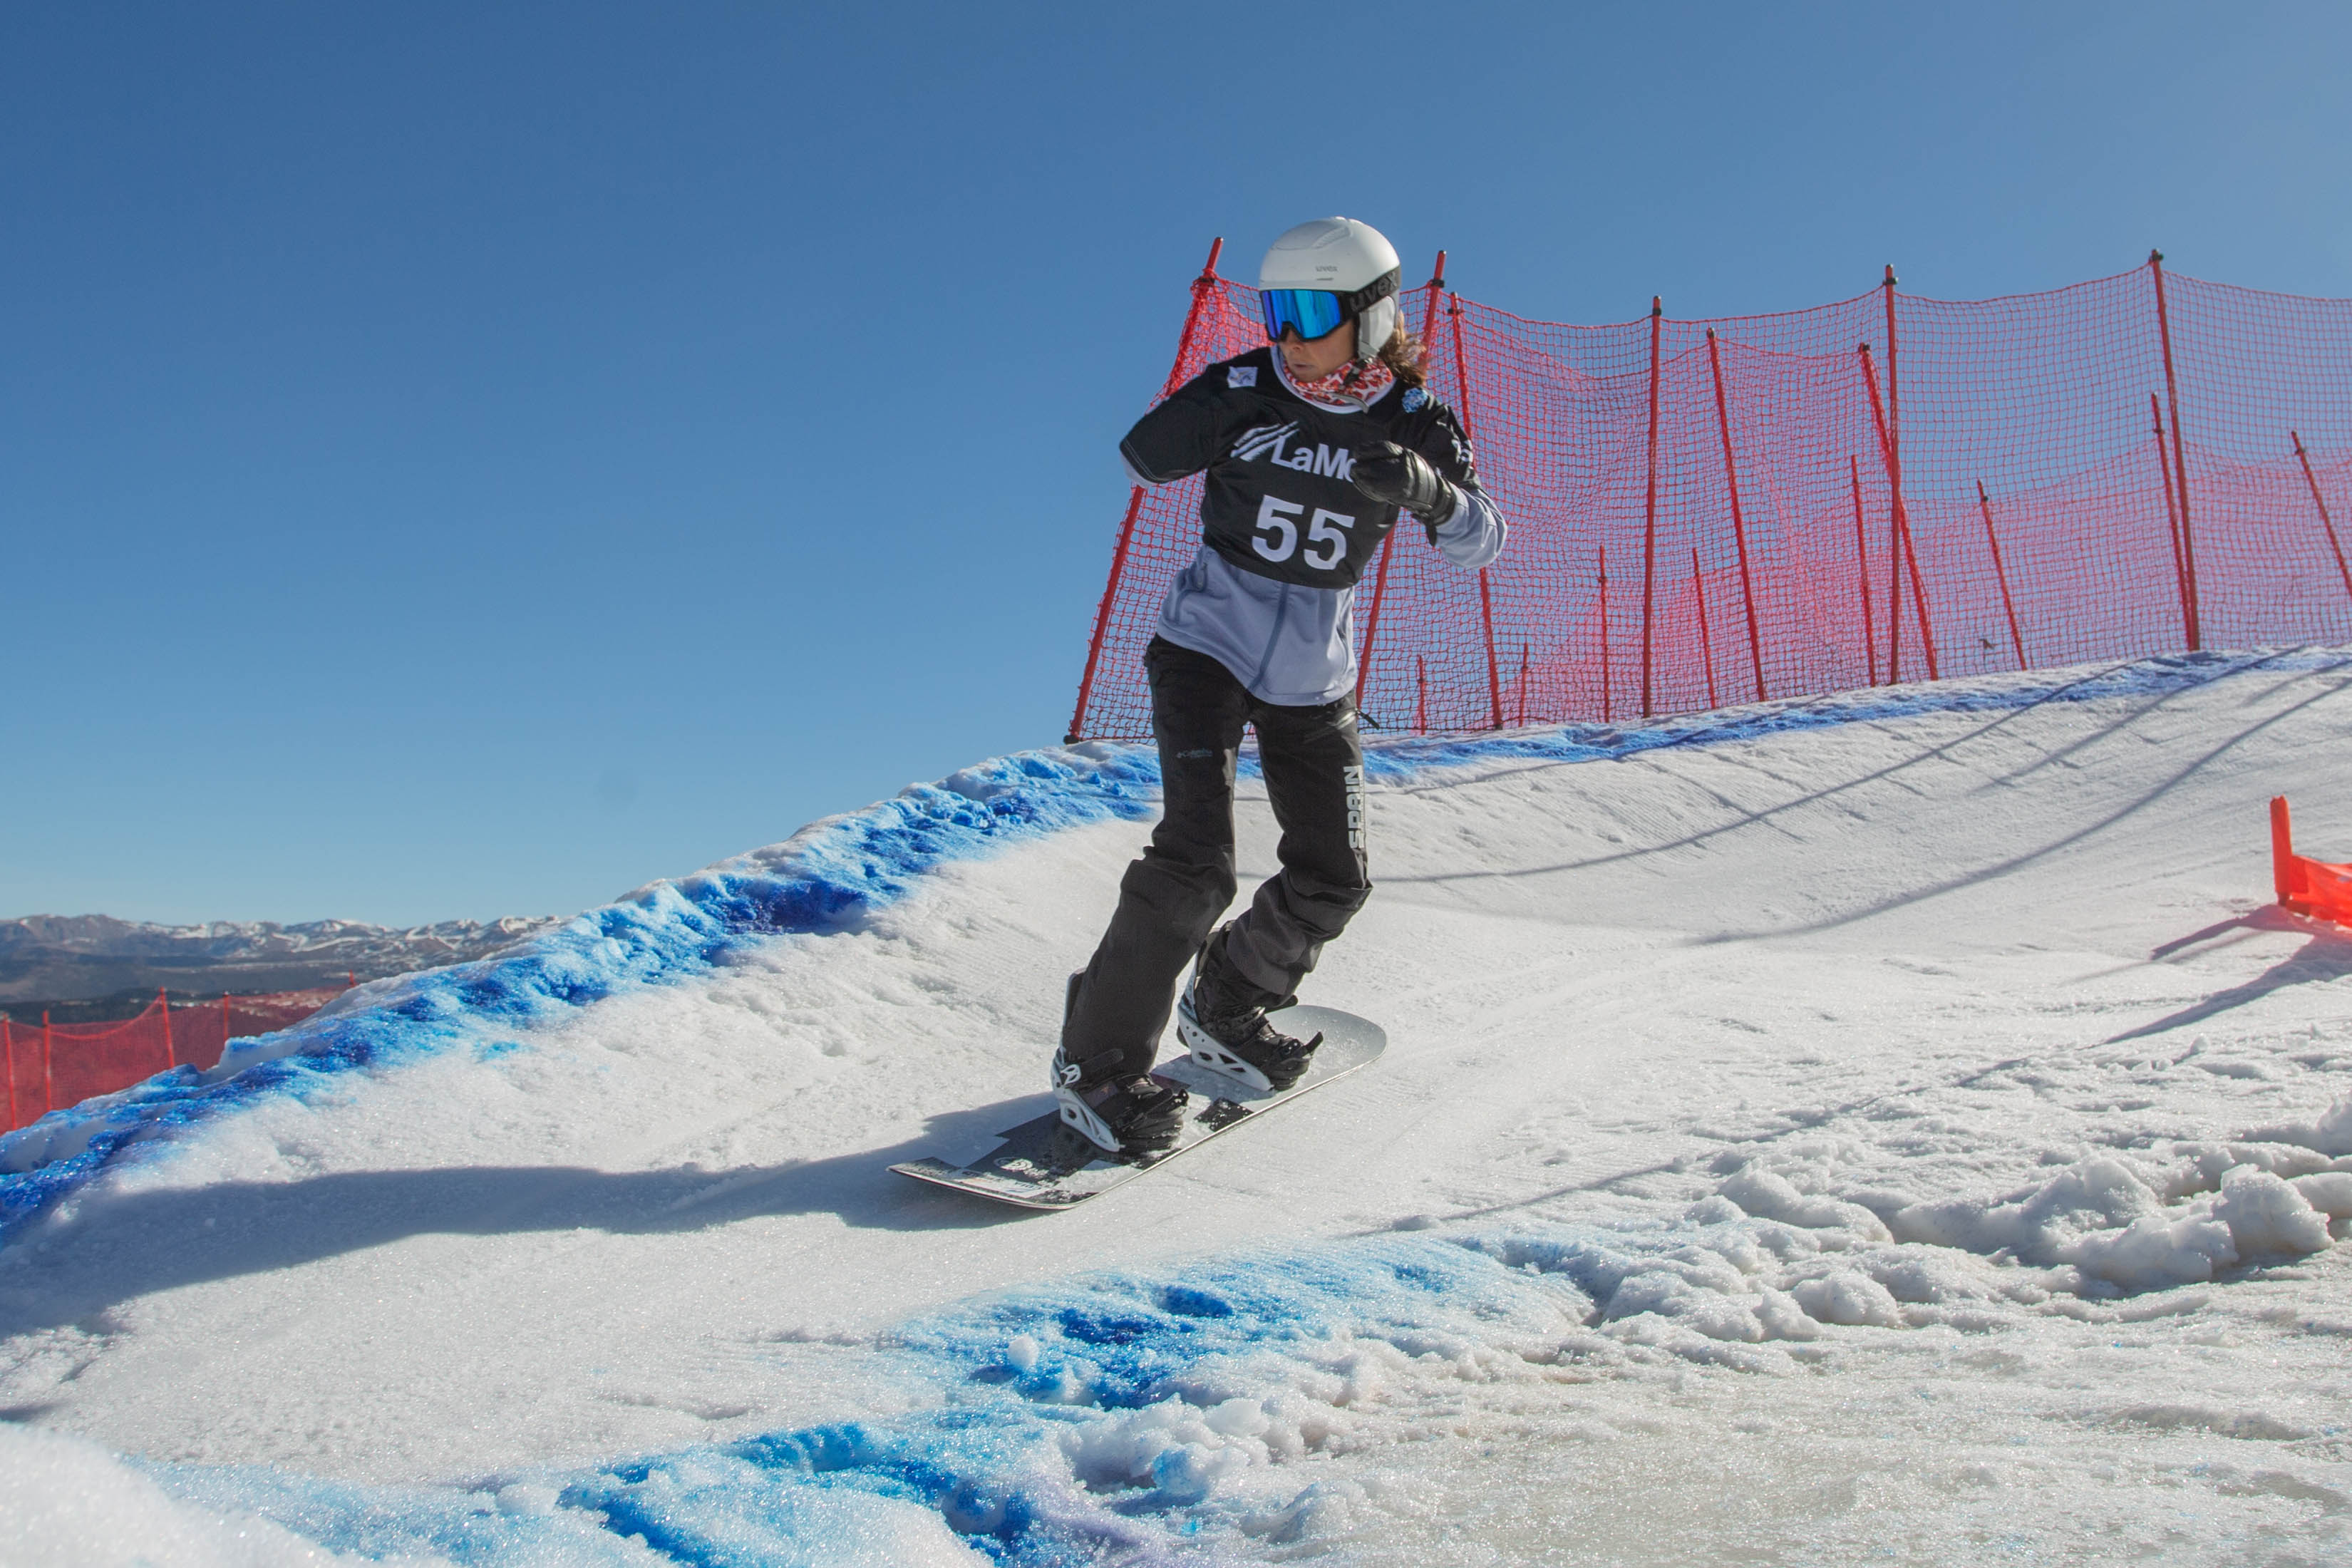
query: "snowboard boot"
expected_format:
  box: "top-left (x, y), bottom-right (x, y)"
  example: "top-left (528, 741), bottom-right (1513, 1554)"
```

top-left (1177, 928), bottom-right (1324, 1093)
top-left (1051, 972), bottom-right (1190, 1157)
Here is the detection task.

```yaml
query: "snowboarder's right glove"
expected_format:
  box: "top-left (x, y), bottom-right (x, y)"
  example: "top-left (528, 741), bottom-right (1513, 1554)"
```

top-left (1350, 441), bottom-right (1459, 542)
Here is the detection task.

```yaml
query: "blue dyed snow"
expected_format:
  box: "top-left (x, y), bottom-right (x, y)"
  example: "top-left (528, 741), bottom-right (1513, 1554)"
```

top-left (140, 1228), bottom-right (1617, 1566)
top-left (128, 1212), bottom-right (1862, 1563)
top-left (5, 646), bottom-right (2336, 1247)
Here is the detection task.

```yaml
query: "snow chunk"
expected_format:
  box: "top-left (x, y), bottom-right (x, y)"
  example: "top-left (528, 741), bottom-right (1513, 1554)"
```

top-left (1792, 1270), bottom-right (1906, 1327)
top-left (2068, 1210), bottom-right (2237, 1289)
top-left (1717, 1165), bottom-right (1892, 1241)
top-left (1892, 1155), bottom-right (2160, 1257)
top-left (1886, 1154), bottom-right (2335, 1292)
top-left (2291, 1171), bottom-right (2352, 1219)
top-left (1060, 1396), bottom-right (1251, 1499)
top-left (1604, 1267), bottom-right (1771, 1342)
top-left (2210, 1166), bottom-right (2333, 1259)
top-left (2167, 1141), bottom-right (2335, 1196)
top-left (2250, 1094), bottom-right (2352, 1157)
top-left (1858, 1247), bottom-right (1999, 1306)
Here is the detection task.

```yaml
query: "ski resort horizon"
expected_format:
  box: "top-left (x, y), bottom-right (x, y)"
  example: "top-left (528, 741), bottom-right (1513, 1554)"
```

top-left (6, 644), bottom-right (2351, 1563)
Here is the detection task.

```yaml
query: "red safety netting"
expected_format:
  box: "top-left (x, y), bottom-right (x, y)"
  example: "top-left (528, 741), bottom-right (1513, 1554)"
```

top-left (1068, 252), bottom-right (2352, 741)
top-left (1, 986), bottom-right (349, 1133)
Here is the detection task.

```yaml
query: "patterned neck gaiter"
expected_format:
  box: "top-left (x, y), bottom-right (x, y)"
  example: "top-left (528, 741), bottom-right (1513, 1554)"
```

top-left (1286, 354), bottom-right (1396, 409)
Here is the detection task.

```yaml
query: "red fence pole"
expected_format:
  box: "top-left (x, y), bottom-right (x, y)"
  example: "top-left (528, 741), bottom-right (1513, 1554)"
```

top-left (1884, 302), bottom-right (1938, 686)
top-left (1691, 549), bottom-right (1719, 708)
top-left (1166, 237), bottom-right (1224, 389)
top-left (1068, 237), bottom-right (1224, 742)
top-left (1704, 329), bottom-right (1767, 702)
top-left (1887, 263), bottom-right (1944, 679)
top-left (3, 1021), bottom-right (16, 1131)
top-left (1874, 403), bottom-right (1904, 681)
top-left (2150, 251), bottom-right (2202, 649)
top-left (1882, 265), bottom-right (1904, 462)
top-left (1597, 547), bottom-right (1611, 721)
top-left (1421, 254), bottom-right (1448, 337)
top-left (1868, 286), bottom-right (1931, 684)
top-left (2273, 795), bottom-right (2299, 907)
top-left (2151, 393), bottom-right (2194, 643)
top-left (1068, 485), bottom-right (1148, 743)
top-left (42, 1011), bottom-right (55, 1119)
top-left (1446, 294), bottom-right (1505, 728)
top-left (2291, 431), bottom-right (2352, 607)
top-left (1898, 496), bottom-right (1939, 679)
top-left (1976, 480), bottom-right (2028, 669)
top-left (1639, 296), bottom-right (1664, 716)
top-left (1356, 252), bottom-right (1450, 711)
top-left (1880, 267), bottom-right (1923, 679)
top-left (1887, 466), bottom-right (1904, 681)
top-left (1851, 456), bottom-right (1878, 684)
top-left (1515, 642), bottom-right (1530, 727)
top-left (1860, 344), bottom-right (1939, 679)
top-left (1475, 572), bottom-right (1503, 728)
top-left (158, 987), bottom-right (175, 1071)
top-left (1355, 531), bottom-right (1400, 710)
top-left (1415, 656), bottom-right (1428, 733)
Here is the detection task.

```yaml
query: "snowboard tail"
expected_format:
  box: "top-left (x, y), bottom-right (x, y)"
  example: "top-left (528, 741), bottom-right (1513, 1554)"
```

top-left (890, 1006), bottom-right (1385, 1210)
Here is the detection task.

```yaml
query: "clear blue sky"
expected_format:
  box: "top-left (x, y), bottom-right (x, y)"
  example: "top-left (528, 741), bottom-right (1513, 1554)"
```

top-left (5, 1), bottom-right (2347, 927)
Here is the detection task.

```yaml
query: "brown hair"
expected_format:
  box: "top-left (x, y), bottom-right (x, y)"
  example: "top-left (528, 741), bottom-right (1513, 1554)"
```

top-left (1376, 320), bottom-right (1428, 388)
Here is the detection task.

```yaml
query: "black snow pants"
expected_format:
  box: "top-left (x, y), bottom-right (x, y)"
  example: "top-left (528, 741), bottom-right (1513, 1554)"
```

top-left (1060, 636), bottom-right (1371, 1085)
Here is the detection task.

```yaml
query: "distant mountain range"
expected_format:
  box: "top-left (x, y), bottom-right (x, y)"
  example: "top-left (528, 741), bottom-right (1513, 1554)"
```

top-left (0, 913), bottom-right (564, 1020)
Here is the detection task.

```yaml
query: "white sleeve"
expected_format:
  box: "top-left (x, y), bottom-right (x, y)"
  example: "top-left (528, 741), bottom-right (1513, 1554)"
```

top-left (1428, 485), bottom-right (1507, 572)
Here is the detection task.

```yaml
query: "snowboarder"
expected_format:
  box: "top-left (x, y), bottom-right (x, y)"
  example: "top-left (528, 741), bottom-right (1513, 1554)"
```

top-left (1050, 216), bottom-right (1510, 1156)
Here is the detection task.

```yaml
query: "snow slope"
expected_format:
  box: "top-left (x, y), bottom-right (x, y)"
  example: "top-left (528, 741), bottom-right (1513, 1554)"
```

top-left (4, 649), bottom-right (2351, 1566)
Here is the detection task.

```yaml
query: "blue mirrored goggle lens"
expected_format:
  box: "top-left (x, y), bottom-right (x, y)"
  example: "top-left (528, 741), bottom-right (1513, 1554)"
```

top-left (1259, 289), bottom-right (1349, 342)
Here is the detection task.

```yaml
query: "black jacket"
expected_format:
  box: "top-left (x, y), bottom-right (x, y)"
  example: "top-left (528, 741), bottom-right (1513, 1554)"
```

top-left (1119, 347), bottom-right (1482, 589)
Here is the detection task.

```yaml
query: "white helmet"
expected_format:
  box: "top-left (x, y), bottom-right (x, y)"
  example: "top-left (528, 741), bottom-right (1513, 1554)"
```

top-left (1259, 217), bottom-right (1405, 361)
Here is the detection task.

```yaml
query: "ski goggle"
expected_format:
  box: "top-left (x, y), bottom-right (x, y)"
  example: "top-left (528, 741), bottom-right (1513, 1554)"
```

top-left (1259, 289), bottom-right (1353, 343)
top-left (1258, 268), bottom-right (1403, 343)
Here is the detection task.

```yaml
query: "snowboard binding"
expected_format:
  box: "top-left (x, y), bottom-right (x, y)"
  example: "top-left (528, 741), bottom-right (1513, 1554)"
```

top-left (1177, 929), bottom-right (1324, 1093)
top-left (1051, 973), bottom-right (1189, 1158)
top-left (1050, 1051), bottom-right (1188, 1159)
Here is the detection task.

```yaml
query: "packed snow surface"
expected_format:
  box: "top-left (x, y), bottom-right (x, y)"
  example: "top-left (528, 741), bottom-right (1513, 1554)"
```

top-left (4, 648), bottom-right (2351, 1565)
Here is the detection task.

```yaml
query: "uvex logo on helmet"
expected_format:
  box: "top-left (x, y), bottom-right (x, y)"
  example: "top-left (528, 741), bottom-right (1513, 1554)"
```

top-left (1233, 423), bottom-right (1355, 480)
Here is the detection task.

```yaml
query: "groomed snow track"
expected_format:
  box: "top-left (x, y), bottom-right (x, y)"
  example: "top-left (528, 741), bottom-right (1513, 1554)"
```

top-left (5, 649), bottom-right (2351, 1566)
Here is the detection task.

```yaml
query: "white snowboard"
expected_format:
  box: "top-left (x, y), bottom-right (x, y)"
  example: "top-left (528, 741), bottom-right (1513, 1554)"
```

top-left (890, 1006), bottom-right (1386, 1210)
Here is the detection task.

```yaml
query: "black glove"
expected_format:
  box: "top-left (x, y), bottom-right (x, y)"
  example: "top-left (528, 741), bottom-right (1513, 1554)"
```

top-left (1350, 440), bottom-right (1458, 542)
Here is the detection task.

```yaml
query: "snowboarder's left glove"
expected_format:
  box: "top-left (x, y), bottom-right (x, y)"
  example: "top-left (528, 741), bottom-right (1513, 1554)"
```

top-left (1351, 441), bottom-right (1458, 542)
